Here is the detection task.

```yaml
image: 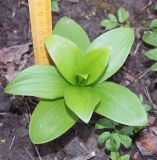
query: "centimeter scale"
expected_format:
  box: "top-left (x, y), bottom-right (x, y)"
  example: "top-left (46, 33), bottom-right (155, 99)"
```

top-left (28, 0), bottom-right (52, 64)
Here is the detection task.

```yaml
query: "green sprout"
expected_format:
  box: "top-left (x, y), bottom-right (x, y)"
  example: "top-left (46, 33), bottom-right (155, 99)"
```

top-left (101, 7), bottom-right (129, 30)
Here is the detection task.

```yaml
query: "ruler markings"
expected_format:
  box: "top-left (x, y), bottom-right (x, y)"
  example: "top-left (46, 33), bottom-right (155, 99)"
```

top-left (28, 0), bottom-right (52, 64)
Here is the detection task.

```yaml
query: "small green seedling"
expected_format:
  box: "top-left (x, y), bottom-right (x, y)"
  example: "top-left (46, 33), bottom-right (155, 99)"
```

top-left (51, 0), bottom-right (59, 12)
top-left (142, 8), bottom-right (157, 71)
top-left (96, 95), bottom-right (151, 159)
top-left (100, 7), bottom-right (129, 30)
top-left (5, 17), bottom-right (147, 144)
top-left (96, 118), bottom-right (142, 160)
top-left (96, 118), bottom-right (132, 151)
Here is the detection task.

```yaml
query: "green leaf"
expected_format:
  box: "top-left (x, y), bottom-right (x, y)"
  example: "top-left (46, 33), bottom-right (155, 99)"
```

top-left (29, 99), bottom-right (77, 144)
top-left (133, 126), bottom-right (143, 133)
top-left (144, 104), bottom-right (152, 112)
top-left (95, 118), bottom-right (117, 129)
top-left (94, 82), bottom-right (148, 126)
top-left (145, 48), bottom-right (157, 61)
top-left (118, 8), bottom-right (129, 23)
top-left (45, 35), bottom-right (110, 85)
top-left (110, 152), bottom-right (120, 160)
top-left (142, 30), bottom-right (157, 47)
top-left (51, 0), bottom-right (59, 12)
top-left (88, 27), bottom-right (134, 81)
top-left (4, 65), bottom-right (68, 99)
top-left (64, 86), bottom-right (100, 123)
top-left (111, 133), bottom-right (121, 149)
top-left (45, 35), bottom-right (80, 85)
top-left (119, 155), bottom-right (130, 160)
top-left (78, 48), bottom-right (110, 85)
top-left (150, 62), bottom-right (157, 71)
top-left (139, 93), bottom-right (144, 103)
top-left (98, 131), bottom-right (110, 145)
top-left (54, 17), bottom-right (90, 53)
top-left (154, 3), bottom-right (157, 10)
top-left (119, 134), bottom-right (132, 148)
top-left (106, 139), bottom-right (116, 152)
top-left (120, 126), bottom-right (134, 136)
top-left (111, 152), bottom-right (130, 160)
top-left (106, 133), bottom-right (120, 152)
top-left (108, 14), bottom-right (118, 23)
top-left (100, 19), bottom-right (118, 30)
top-left (149, 19), bottom-right (157, 29)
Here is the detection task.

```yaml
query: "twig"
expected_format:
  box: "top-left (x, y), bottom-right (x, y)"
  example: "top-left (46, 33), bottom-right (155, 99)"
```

top-left (34, 145), bottom-right (43, 160)
top-left (137, 69), bottom-right (149, 80)
top-left (0, 112), bottom-right (10, 116)
top-left (9, 133), bottom-right (16, 150)
top-left (25, 99), bottom-right (32, 121)
top-left (25, 147), bottom-right (35, 160)
top-left (71, 152), bottom-right (96, 160)
top-left (132, 41), bottom-right (142, 56)
top-left (144, 87), bottom-right (157, 109)
top-left (27, 51), bottom-right (34, 60)
top-left (140, 0), bottom-right (152, 14)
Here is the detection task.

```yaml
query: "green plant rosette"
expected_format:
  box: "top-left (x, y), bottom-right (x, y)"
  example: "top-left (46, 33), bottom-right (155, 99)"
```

top-left (5, 17), bottom-right (147, 144)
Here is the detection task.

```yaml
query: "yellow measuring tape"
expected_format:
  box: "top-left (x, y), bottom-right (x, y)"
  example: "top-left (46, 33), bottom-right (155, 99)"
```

top-left (28, 0), bottom-right (52, 64)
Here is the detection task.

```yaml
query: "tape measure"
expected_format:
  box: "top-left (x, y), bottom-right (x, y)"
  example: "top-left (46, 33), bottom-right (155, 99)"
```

top-left (28, 0), bottom-right (52, 64)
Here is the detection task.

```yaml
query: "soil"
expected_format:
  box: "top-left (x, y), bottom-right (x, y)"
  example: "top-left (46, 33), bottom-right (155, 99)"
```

top-left (0, 0), bottom-right (157, 160)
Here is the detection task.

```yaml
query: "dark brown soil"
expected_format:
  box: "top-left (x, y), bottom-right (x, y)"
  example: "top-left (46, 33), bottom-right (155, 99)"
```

top-left (0, 0), bottom-right (157, 160)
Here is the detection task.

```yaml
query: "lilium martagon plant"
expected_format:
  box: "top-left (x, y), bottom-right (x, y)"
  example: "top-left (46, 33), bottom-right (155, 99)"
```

top-left (4, 17), bottom-right (148, 144)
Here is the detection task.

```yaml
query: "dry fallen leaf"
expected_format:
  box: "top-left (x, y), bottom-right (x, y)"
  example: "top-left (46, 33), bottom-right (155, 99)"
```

top-left (0, 43), bottom-right (31, 64)
top-left (0, 43), bottom-right (32, 82)
top-left (136, 127), bottom-right (157, 156)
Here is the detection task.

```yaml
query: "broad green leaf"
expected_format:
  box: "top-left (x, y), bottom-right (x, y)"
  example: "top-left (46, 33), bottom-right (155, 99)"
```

top-left (150, 62), bottom-right (157, 71)
top-left (98, 131), bottom-right (110, 145)
top-left (142, 30), bottom-right (157, 47)
top-left (4, 65), bottom-right (68, 99)
top-left (95, 118), bottom-right (117, 129)
top-left (64, 86), bottom-right (100, 123)
top-left (94, 82), bottom-right (148, 126)
top-left (145, 48), bottom-right (157, 61)
top-left (88, 27), bottom-right (134, 81)
top-left (45, 35), bottom-right (80, 85)
top-left (149, 19), bottom-right (157, 29)
top-left (119, 134), bottom-right (132, 148)
top-left (100, 19), bottom-right (118, 30)
top-left (54, 17), bottom-right (90, 53)
top-left (118, 8), bottom-right (129, 23)
top-left (29, 99), bottom-right (77, 144)
top-left (78, 48), bottom-right (110, 85)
